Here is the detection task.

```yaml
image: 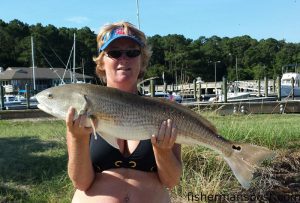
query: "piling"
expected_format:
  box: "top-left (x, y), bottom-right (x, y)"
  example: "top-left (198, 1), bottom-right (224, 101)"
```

top-left (291, 77), bottom-right (295, 100)
top-left (150, 79), bottom-right (155, 97)
top-left (258, 79), bottom-right (261, 97)
top-left (25, 84), bottom-right (30, 109)
top-left (197, 82), bottom-right (202, 101)
top-left (193, 79), bottom-right (197, 99)
top-left (277, 76), bottom-right (281, 101)
top-left (163, 82), bottom-right (167, 93)
top-left (0, 85), bottom-right (5, 110)
top-left (264, 76), bottom-right (268, 97)
top-left (273, 77), bottom-right (276, 94)
top-left (222, 76), bottom-right (227, 103)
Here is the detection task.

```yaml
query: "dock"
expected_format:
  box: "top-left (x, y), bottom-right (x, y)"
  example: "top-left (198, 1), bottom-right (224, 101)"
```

top-left (141, 79), bottom-right (278, 96)
top-left (183, 99), bottom-right (300, 115)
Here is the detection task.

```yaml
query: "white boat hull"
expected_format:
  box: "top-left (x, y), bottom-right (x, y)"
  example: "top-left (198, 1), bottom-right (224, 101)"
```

top-left (281, 85), bottom-right (300, 97)
top-left (209, 92), bottom-right (250, 102)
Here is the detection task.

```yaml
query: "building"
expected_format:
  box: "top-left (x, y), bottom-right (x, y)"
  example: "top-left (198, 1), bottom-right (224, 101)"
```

top-left (0, 67), bottom-right (94, 93)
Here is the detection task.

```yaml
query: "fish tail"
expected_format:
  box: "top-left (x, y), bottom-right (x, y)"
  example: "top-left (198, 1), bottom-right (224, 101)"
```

top-left (223, 143), bottom-right (275, 189)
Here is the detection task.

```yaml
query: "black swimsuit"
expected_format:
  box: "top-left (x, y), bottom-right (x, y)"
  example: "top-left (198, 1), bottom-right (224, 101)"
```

top-left (90, 134), bottom-right (157, 172)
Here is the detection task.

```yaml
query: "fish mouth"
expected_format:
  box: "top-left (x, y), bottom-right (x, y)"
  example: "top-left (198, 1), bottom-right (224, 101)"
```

top-left (36, 94), bottom-right (49, 113)
top-left (37, 103), bottom-right (52, 115)
top-left (36, 92), bottom-right (55, 115)
top-left (36, 94), bottom-right (56, 116)
top-left (37, 103), bottom-right (65, 119)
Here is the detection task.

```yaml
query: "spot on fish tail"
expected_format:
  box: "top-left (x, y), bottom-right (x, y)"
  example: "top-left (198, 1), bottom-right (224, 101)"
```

top-left (232, 145), bottom-right (241, 151)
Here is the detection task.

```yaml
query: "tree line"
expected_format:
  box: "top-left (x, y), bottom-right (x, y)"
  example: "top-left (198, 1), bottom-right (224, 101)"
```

top-left (1, 19), bottom-right (300, 84)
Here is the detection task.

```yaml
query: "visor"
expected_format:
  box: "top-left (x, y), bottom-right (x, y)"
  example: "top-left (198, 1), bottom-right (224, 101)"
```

top-left (99, 27), bottom-right (144, 52)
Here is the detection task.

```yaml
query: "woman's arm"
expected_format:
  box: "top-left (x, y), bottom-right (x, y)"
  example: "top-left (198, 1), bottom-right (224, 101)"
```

top-left (151, 119), bottom-right (182, 189)
top-left (66, 107), bottom-right (95, 191)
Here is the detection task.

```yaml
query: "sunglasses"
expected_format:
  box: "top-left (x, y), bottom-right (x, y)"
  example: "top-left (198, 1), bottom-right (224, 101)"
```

top-left (105, 49), bottom-right (141, 59)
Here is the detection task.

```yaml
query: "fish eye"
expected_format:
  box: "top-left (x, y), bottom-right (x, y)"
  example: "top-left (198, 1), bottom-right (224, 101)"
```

top-left (47, 93), bottom-right (53, 99)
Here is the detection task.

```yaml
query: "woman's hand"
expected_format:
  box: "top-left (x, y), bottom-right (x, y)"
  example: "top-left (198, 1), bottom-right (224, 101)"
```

top-left (151, 119), bottom-right (177, 150)
top-left (151, 119), bottom-right (182, 189)
top-left (66, 106), bottom-right (95, 191)
top-left (66, 107), bottom-right (93, 140)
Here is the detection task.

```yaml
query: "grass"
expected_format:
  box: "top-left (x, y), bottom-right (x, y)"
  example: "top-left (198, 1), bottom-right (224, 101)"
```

top-left (0, 119), bottom-right (73, 203)
top-left (208, 113), bottom-right (300, 149)
top-left (0, 114), bottom-right (300, 202)
top-left (172, 113), bottom-right (300, 202)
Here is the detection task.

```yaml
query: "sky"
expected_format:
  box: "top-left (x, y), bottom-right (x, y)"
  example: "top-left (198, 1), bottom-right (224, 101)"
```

top-left (1, 0), bottom-right (300, 43)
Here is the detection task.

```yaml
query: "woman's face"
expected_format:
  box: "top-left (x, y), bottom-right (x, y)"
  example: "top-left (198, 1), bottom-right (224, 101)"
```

top-left (102, 38), bottom-right (141, 91)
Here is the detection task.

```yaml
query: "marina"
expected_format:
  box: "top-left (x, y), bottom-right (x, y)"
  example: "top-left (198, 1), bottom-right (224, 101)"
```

top-left (1, 77), bottom-right (300, 118)
top-left (141, 74), bottom-right (300, 101)
top-left (1, 69), bottom-right (300, 116)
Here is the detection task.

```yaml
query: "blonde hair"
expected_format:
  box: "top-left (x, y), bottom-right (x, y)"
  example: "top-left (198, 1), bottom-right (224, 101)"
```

top-left (93, 21), bottom-right (152, 83)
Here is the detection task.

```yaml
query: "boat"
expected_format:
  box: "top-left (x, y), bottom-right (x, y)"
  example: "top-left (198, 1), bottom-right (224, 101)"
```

top-left (4, 95), bottom-right (22, 106)
top-left (281, 72), bottom-right (300, 97)
top-left (2, 94), bottom-right (38, 109)
top-left (144, 91), bottom-right (183, 103)
top-left (209, 91), bottom-right (250, 102)
top-left (209, 83), bottom-right (250, 102)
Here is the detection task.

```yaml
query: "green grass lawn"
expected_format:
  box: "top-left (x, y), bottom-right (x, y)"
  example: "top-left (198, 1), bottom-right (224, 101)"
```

top-left (0, 114), bottom-right (299, 202)
top-left (0, 119), bottom-right (73, 203)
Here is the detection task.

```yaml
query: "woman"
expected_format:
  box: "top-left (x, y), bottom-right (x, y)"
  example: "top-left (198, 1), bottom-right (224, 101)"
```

top-left (66, 21), bottom-right (182, 203)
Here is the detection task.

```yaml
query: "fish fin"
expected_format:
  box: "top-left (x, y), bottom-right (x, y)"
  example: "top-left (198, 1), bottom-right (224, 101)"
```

top-left (223, 143), bottom-right (275, 189)
top-left (74, 94), bottom-right (89, 116)
top-left (89, 116), bottom-right (98, 140)
top-left (78, 115), bottom-right (86, 128)
top-left (81, 95), bottom-right (90, 114)
top-left (98, 132), bottom-right (120, 150)
top-left (77, 95), bottom-right (92, 128)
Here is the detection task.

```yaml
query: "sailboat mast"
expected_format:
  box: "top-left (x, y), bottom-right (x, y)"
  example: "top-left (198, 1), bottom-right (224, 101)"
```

top-left (136, 0), bottom-right (141, 29)
top-left (73, 33), bottom-right (76, 83)
top-left (31, 36), bottom-right (36, 92)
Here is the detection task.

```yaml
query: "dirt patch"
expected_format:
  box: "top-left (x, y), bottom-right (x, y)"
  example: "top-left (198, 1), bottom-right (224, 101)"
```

top-left (237, 150), bottom-right (300, 203)
top-left (171, 150), bottom-right (300, 203)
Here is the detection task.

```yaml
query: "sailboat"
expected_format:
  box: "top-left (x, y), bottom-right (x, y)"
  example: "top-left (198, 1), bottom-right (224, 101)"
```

top-left (61, 33), bottom-right (86, 84)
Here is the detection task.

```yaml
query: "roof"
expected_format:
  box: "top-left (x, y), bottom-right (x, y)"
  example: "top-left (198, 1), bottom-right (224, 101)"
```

top-left (282, 72), bottom-right (300, 80)
top-left (0, 67), bottom-right (93, 80)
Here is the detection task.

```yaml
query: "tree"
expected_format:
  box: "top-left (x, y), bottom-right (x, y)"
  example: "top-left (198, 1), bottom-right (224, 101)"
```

top-left (1, 18), bottom-right (300, 84)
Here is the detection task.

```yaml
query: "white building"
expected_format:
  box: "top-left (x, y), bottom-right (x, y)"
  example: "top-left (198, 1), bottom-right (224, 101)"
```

top-left (0, 67), bottom-right (93, 93)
